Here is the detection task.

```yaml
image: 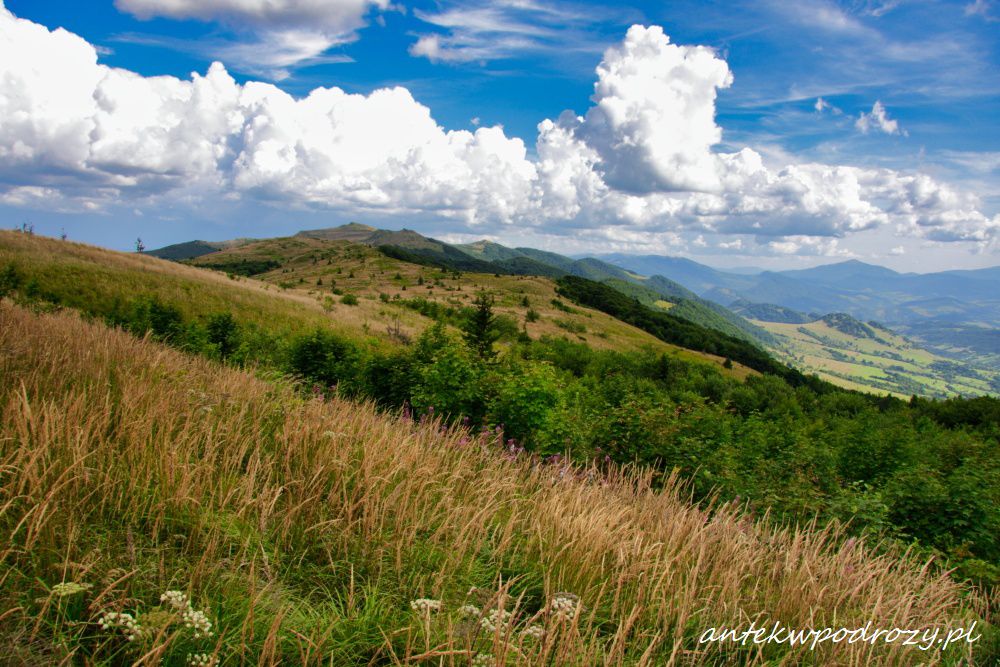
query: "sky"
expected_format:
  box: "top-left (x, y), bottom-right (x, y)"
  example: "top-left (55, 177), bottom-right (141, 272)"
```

top-left (0, 0), bottom-right (998, 271)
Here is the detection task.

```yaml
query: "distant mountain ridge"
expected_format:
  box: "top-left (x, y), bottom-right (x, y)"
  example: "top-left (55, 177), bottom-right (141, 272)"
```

top-left (595, 252), bottom-right (1000, 368)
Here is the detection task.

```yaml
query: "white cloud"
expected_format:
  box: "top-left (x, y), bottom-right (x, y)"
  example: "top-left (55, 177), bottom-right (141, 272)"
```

top-left (577, 25), bottom-right (733, 194)
top-left (409, 0), bottom-right (609, 64)
top-left (814, 97), bottom-right (842, 115)
top-left (766, 235), bottom-right (851, 257)
top-left (964, 0), bottom-right (998, 20)
top-left (1, 7), bottom-right (996, 257)
top-left (856, 100), bottom-right (906, 135)
top-left (114, 0), bottom-right (388, 77)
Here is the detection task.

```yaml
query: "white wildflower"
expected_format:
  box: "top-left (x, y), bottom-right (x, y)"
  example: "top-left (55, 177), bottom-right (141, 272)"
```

top-left (183, 608), bottom-right (214, 639)
top-left (161, 590), bottom-right (214, 638)
top-left (186, 653), bottom-right (219, 667)
top-left (458, 604), bottom-right (481, 619)
top-left (51, 581), bottom-right (91, 597)
top-left (522, 624), bottom-right (545, 639)
top-left (160, 590), bottom-right (189, 611)
top-left (479, 608), bottom-right (513, 633)
top-left (98, 611), bottom-right (144, 641)
top-left (471, 654), bottom-right (494, 667)
top-left (409, 598), bottom-right (442, 614)
top-left (549, 594), bottom-right (579, 621)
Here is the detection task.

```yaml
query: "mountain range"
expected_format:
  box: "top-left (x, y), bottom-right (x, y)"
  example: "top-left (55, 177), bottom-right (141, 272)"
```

top-left (147, 224), bottom-right (1000, 397)
top-left (594, 254), bottom-right (1000, 367)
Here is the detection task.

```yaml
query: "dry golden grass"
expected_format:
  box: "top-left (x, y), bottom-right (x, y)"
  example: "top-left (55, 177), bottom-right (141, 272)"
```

top-left (0, 302), bottom-right (987, 665)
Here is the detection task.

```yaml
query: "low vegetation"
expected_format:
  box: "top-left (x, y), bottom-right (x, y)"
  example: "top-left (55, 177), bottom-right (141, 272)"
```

top-left (0, 302), bottom-right (992, 665)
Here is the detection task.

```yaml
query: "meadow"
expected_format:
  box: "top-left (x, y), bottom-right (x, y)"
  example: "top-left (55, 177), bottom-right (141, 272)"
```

top-left (0, 301), bottom-right (991, 665)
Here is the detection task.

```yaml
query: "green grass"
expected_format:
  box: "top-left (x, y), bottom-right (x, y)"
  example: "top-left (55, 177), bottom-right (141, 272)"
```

top-left (757, 318), bottom-right (998, 398)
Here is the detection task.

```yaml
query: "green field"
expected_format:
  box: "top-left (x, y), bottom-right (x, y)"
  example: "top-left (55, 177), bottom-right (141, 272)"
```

top-left (757, 316), bottom-right (999, 398)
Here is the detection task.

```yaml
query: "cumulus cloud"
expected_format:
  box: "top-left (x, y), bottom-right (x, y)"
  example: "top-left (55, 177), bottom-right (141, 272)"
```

top-left (577, 25), bottom-right (733, 194)
top-left (856, 100), bottom-right (906, 135)
top-left (0, 6), bottom-right (996, 256)
top-left (114, 0), bottom-right (388, 78)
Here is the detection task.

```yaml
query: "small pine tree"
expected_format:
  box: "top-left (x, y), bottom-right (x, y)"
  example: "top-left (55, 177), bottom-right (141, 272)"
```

top-left (723, 358), bottom-right (733, 369)
top-left (462, 291), bottom-right (499, 361)
top-left (135, 238), bottom-right (145, 253)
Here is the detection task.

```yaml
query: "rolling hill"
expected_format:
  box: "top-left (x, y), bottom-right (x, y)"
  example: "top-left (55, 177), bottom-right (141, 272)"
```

top-left (144, 225), bottom-right (999, 398)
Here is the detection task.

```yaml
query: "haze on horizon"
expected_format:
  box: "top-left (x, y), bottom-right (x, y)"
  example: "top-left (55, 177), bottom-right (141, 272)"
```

top-left (1, 0), bottom-right (998, 272)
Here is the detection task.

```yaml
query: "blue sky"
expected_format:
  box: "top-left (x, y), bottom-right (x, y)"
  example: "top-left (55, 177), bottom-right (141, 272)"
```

top-left (1, 0), bottom-right (998, 270)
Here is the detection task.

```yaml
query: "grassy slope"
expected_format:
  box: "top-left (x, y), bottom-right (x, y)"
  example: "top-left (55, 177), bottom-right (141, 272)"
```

top-left (187, 235), bottom-right (756, 378)
top-left (0, 232), bottom-right (726, 375)
top-left (0, 302), bottom-right (985, 665)
top-left (757, 318), bottom-right (999, 398)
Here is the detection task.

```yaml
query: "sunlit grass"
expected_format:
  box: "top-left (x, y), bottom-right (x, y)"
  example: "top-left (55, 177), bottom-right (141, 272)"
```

top-left (0, 301), bottom-right (988, 665)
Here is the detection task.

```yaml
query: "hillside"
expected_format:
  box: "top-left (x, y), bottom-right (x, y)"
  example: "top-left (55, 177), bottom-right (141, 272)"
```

top-left (3, 301), bottom-right (988, 665)
top-left (4, 230), bottom-right (1000, 662)
top-left (184, 233), bottom-right (755, 374)
top-left (7, 232), bottom-right (1000, 589)
top-left (757, 313), bottom-right (1000, 398)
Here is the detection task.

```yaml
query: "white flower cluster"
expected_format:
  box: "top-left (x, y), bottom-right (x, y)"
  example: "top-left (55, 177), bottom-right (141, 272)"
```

top-left (522, 624), bottom-right (545, 639)
top-left (161, 590), bottom-right (189, 611)
top-left (186, 653), bottom-right (219, 667)
top-left (185, 608), bottom-right (214, 639)
top-left (549, 594), bottom-right (578, 621)
top-left (479, 608), bottom-right (513, 633)
top-left (98, 611), bottom-right (143, 642)
top-left (458, 604), bottom-right (481, 619)
top-left (161, 590), bottom-right (214, 638)
top-left (471, 654), bottom-right (494, 667)
top-left (409, 598), bottom-right (442, 614)
top-left (51, 581), bottom-right (91, 597)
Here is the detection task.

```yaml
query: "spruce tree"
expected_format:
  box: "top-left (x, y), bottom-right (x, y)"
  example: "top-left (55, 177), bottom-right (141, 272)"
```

top-left (463, 291), bottom-right (499, 360)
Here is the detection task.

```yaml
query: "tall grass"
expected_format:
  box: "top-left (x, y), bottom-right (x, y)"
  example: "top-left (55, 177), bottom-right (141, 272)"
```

top-left (0, 302), bottom-right (990, 665)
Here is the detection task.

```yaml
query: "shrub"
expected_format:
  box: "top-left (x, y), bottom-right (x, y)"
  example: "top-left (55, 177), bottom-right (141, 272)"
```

top-left (286, 329), bottom-right (357, 389)
top-left (205, 312), bottom-right (239, 359)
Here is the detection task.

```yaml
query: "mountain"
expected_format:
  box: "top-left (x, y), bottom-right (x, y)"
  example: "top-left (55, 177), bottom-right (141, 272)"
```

top-left (456, 240), bottom-right (527, 262)
top-left (470, 245), bottom-right (774, 346)
top-left (596, 253), bottom-right (746, 294)
top-left (297, 222), bottom-right (377, 242)
top-left (596, 253), bottom-right (1000, 368)
top-left (6, 229), bottom-right (989, 664)
top-left (730, 299), bottom-right (813, 324)
top-left (144, 226), bottom-right (997, 395)
top-left (145, 239), bottom-right (252, 261)
top-left (298, 224), bottom-right (500, 272)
